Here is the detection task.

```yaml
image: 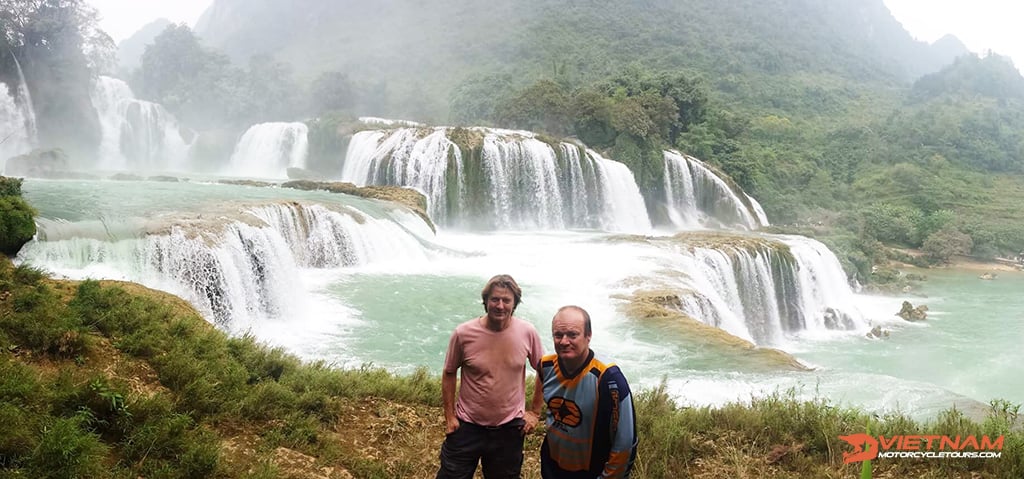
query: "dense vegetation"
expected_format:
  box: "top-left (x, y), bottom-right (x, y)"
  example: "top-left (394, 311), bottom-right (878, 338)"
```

top-left (3, 0), bottom-right (1024, 278)
top-left (0, 259), bottom-right (1021, 478)
top-left (0, 176), bottom-right (35, 255)
top-left (190, 0), bottom-right (1024, 277)
top-left (0, 0), bottom-right (110, 161)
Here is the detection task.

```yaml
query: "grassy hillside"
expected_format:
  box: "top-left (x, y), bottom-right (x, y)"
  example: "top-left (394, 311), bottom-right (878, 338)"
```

top-left (1, 257), bottom-right (1023, 478)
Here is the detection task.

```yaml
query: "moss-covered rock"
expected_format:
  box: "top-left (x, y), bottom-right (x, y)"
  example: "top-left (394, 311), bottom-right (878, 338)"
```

top-left (620, 288), bottom-right (810, 372)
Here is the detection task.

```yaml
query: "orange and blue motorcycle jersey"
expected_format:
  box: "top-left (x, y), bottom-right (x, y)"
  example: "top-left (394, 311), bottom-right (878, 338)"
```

top-left (540, 351), bottom-right (638, 478)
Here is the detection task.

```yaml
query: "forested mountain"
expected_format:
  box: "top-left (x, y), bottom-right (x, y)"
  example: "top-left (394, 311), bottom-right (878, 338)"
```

top-left (5, 0), bottom-right (1023, 278)
top-left (193, 0), bottom-right (966, 121)
top-left (116, 18), bottom-right (173, 73)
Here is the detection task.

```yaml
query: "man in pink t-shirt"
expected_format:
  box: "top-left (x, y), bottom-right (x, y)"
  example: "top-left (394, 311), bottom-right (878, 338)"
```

top-left (436, 274), bottom-right (545, 479)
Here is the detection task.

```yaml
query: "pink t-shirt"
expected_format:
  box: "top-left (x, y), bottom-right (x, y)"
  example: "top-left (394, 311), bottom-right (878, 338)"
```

top-left (444, 316), bottom-right (544, 426)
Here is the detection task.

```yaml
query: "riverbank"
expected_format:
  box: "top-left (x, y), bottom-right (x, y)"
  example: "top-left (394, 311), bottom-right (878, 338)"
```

top-left (1, 258), bottom-right (1021, 478)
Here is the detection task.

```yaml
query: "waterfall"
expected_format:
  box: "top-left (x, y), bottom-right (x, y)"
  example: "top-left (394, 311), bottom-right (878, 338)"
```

top-left (91, 76), bottom-right (190, 172)
top-left (341, 127), bottom-right (650, 232)
top-left (11, 54), bottom-right (36, 143)
top-left (663, 150), bottom-right (767, 230)
top-left (18, 201), bottom-right (435, 331)
top-left (663, 233), bottom-right (865, 345)
top-left (482, 134), bottom-right (565, 229)
top-left (1, 55), bottom-right (36, 171)
top-left (0, 83), bottom-right (32, 171)
top-left (586, 148), bottom-right (653, 232)
top-left (226, 122), bottom-right (309, 179)
top-left (341, 128), bottom-right (461, 224)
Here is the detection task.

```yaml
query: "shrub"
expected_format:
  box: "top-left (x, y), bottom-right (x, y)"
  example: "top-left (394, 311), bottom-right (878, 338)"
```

top-left (0, 176), bottom-right (23, 196)
top-left (27, 415), bottom-right (108, 479)
top-left (922, 227), bottom-right (973, 264)
top-left (0, 196), bottom-right (36, 256)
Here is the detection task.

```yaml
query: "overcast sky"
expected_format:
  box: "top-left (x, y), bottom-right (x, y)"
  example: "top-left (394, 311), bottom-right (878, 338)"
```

top-left (86, 0), bottom-right (1023, 71)
top-left (883, 0), bottom-right (1023, 70)
top-left (87, 0), bottom-right (212, 42)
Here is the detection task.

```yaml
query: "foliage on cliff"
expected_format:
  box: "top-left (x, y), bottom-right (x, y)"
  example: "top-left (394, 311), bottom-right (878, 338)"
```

top-left (0, 176), bottom-right (35, 256)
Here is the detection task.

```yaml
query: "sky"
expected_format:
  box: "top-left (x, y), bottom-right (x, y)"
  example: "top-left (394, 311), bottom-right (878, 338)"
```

top-left (86, 0), bottom-right (1023, 71)
top-left (883, 0), bottom-right (1023, 70)
top-left (87, 0), bottom-right (212, 42)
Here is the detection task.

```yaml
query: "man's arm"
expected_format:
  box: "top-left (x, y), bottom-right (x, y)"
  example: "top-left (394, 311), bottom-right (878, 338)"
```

top-left (442, 370), bottom-right (460, 434)
top-left (600, 368), bottom-right (638, 478)
top-left (523, 371), bottom-right (544, 434)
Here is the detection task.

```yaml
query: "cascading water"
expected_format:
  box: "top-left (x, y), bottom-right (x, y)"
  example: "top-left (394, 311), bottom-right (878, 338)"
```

top-left (91, 76), bottom-right (190, 172)
top-left (17, 197), bottom-right (438, 332)
top-left (341, 128), bottom-right (462, 224)
top-left (654, 233), bottom-right (866, 346)
top-left (341, 127), bottom-right (651, 232)
top-left (0, 83), bottom-right (32, 171)
top-left (11, 54), bottom-right (36, 143)
top-left (226, 122), bottom-right (309, 178)
top-left (663, 150), bottom-right (767, 230)
top-left (1, 54), bottom-right (37, 171)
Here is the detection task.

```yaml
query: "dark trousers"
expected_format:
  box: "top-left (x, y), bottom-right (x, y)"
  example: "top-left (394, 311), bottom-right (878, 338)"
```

top-left (436, 418), bottom-right (525, 479)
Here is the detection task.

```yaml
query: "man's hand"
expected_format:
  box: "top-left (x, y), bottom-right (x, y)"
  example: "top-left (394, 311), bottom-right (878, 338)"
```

top-left (522, 411), bottom-right (541, 435)
top-left (445, 416), bottom-right (461, 435)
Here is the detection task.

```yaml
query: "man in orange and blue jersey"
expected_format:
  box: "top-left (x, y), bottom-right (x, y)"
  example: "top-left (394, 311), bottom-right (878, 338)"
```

top-left (538, 305), bottom-right (638, 478)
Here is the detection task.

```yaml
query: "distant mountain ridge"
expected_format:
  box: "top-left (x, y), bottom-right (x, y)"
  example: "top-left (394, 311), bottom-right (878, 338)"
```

top-left (117, 18), bottom-right (174, 73)
top-left (188, 0), bottom-right (967, 114)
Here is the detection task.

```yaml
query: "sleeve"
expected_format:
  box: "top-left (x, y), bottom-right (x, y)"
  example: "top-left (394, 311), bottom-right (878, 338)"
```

top-left (600, 367), bottom-right (638, 479)
top-left (442, 328), bottom-right (463, 374)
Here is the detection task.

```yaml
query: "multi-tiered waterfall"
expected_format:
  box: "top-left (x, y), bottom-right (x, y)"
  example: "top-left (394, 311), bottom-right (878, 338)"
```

top-left (19, 189), bottom-right (436, 331)
top-left (341, 127), bottom-right (652, 232)
top-left (226, 122), bottom-right (309, 178)
top-left (91, 76), bottom-right (191, 172)
top-left (17, 120), bottom-right (872, 362)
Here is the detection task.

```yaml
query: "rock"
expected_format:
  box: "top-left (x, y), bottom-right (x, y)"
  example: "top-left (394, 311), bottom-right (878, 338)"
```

top-left (109, 173), bottom-right (144, 181)
top-left (286, 167), bottom-right (322, 180)
top-left (866, 325), bottom-right (890, 339)
top-left (4, 148), bottom-right (69, 178)
top-left (147, 175), bottom-right (185, 182)
top-left (979, 272), bottom-right (996, 280)
top-left (897, 300), bottom-right (928, 321)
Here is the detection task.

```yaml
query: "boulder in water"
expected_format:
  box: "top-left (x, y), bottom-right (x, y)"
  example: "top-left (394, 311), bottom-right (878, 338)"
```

top-left (286, 167), bottom-right (320, 180)
top-left (4, 148), bottom-right (69, 178)
top-left (897, 300), bottom-right (928, 321)
top-left (866, 325), bottom-right (890, 339)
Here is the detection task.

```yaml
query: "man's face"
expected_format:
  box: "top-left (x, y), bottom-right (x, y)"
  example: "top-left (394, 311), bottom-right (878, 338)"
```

top-left (485, 286), bottom-right (515, 322)
top-left (551, 309), bottom-right (591, 365)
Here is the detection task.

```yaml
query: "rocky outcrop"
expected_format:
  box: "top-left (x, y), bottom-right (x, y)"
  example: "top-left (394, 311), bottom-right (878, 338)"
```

top-left (897, 301), bottom-right (928, 321)
top-left (619, 288), bottom-right (810, 372)
top-left (282, 180), bottom-right (434, 232)
top-left (5, 148), bottom-right (68, 178)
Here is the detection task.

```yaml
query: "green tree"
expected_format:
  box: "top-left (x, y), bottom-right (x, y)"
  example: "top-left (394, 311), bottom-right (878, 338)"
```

top-left (495, 79), bottom-right (572, 136)
top-left (0, 0), bottom-right (106, 161)
top-left (922, 227), bottom-right (973, 265)
top-left (308, 70), bottom-right (356, 116)
top-left (134, 24), bottom-right (238, 129)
